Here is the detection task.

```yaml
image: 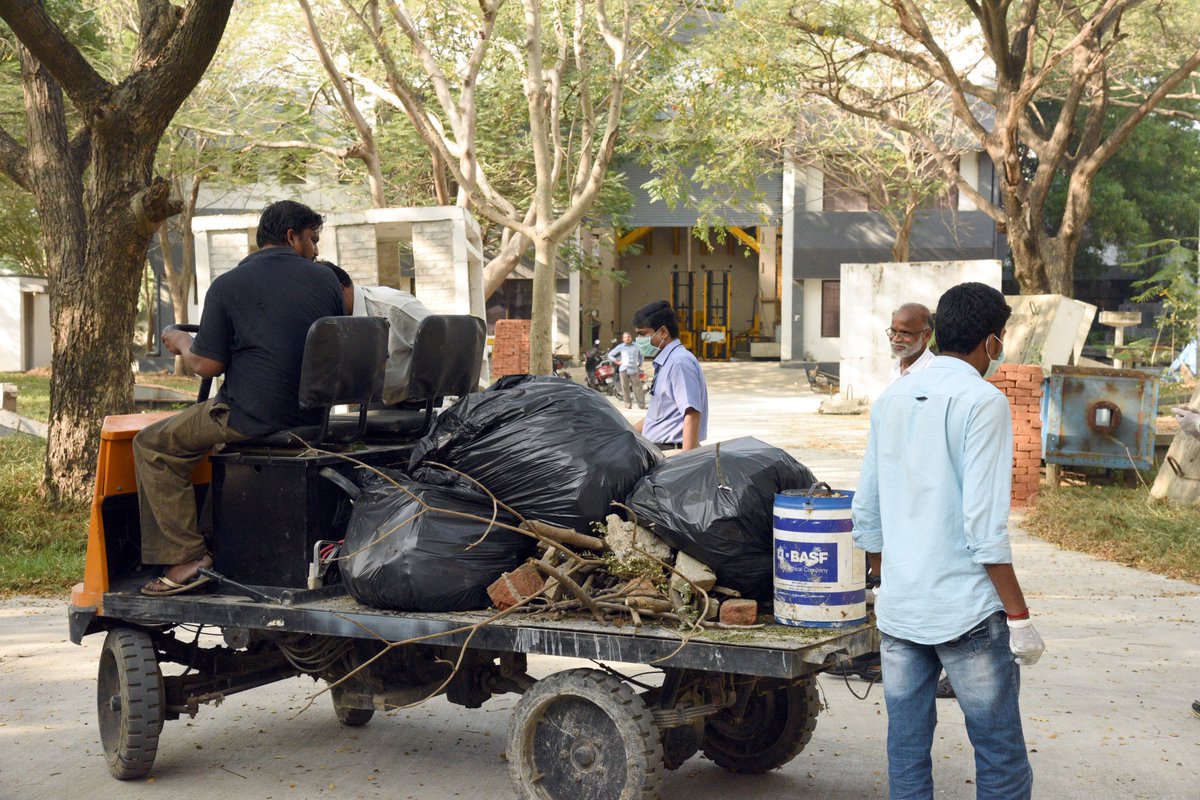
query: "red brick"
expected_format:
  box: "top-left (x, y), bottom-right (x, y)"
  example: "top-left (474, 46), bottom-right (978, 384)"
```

top-left (487, 562), bottom-right (544, 610)
top-left (719, 599), bottom-right (759, 626)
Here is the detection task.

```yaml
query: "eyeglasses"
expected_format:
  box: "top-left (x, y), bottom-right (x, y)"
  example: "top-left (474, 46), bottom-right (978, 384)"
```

top-left (885, 327), bottom-right (930, 341)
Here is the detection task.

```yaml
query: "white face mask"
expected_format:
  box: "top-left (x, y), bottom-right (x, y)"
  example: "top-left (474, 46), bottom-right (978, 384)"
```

top-left (983, 333), bottom-right (1005, 379)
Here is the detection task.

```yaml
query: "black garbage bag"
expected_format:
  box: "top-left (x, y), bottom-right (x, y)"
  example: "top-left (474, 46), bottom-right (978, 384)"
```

top-left (410, 375), bottom-right (661, 532)
top-left (342, 468), bottom-right (537, 611)
top-left (625, 436), bottom-right (818, 600)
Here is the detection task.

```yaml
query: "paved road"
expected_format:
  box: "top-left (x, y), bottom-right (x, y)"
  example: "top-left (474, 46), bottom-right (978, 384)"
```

top-left (3, 363), bottom-right (1198, 798)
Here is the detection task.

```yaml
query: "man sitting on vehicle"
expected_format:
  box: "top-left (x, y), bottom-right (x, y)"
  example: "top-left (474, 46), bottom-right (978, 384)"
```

top-left (135, 200), bottom-right (345, 596)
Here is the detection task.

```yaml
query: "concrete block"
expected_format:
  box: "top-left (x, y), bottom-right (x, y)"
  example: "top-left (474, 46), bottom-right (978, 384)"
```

top-left (670, 551), bottom-right (717, 594)
top-left (605, 514), bottom-right (672, 564)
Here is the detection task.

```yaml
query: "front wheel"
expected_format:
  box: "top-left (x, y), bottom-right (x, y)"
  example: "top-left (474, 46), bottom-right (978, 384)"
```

top-left (700, 678), bottom-right (820, 774)
top-left (97, 628), bottom-right (165, 780)
top-left (507, 668), bottom-right (663, 800)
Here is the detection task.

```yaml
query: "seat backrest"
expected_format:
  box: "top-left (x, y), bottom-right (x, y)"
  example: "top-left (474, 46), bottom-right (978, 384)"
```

top-left (298, 316), bottom-right (390, 410)
top-left (405, 315), bottom-right (486, 402)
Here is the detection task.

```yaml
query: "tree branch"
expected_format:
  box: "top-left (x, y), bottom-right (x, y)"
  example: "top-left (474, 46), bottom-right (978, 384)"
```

top-left (298, 0), bottom-right (386, 206)
top-left (121, 0), bottom-right (235, 131)
top-left (0, 0), bottom-right (112, 116)
top-left (0, 126), bottom-right (30, 189)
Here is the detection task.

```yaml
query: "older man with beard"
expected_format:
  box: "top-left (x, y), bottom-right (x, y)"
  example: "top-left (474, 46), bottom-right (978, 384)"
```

top-left (888, 303), bottom-right (935, 381)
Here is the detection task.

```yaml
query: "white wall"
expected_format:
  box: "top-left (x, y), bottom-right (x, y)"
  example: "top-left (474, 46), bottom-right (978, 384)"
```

top-left (0, 277), bottom-right (21, 372)
top-left (839, 260), bottom-right (1002, 402)
top-left (0, 277), bottom-right (51, 372)
top-left (802, 279), bottom-right (840, 362)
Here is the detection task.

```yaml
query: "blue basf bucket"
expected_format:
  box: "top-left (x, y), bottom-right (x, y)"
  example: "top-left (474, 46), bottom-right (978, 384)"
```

top-left (773, 489), bottom-right (867, 628)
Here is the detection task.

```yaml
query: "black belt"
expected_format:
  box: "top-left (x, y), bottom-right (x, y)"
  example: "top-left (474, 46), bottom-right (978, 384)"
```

top-left (655, 442), bottom-right (682, 451)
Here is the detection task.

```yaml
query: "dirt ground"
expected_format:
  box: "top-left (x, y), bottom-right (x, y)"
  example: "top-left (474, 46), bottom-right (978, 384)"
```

top-left (2, 362), bottom-right (1197, 799)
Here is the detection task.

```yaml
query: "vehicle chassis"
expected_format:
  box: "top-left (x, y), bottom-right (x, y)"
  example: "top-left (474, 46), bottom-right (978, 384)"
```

top-left (74, 582), bottom-right (877, 799)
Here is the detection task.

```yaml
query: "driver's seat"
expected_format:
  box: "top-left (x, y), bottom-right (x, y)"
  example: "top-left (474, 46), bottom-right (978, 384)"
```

top-left (226, 315), bottom-right (389, 449)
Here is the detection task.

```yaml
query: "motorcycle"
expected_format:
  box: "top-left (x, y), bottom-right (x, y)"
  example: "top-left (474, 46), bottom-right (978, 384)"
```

top-left (584, 342), bottom-right (604, 391)
top-left (593, 358), bottom-right (617, 394)
top-left (552, 354), bottom-right (571, 381)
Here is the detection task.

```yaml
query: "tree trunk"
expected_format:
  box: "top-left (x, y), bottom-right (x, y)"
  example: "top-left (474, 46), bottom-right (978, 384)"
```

top-left (529, 236), bottom-right (558, 375)
top-left (3, 0), bottom-right (233, 503)
top-left (17, 43), bottom-right (89, 504)
top-left (891, 208), bottom-right (915, 262)
top-left (157, 221), bottom-right (193, 376)
top-left (142, 257), bottom-right (155, 352)
top-left (44, 129), bottom-right (165, 501)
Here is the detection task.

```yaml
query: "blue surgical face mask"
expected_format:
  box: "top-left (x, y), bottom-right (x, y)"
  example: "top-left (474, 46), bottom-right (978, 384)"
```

top-left (635, 335), bottom-right (659, 358)
top-left (983, 334), bottom-right (1005, 379)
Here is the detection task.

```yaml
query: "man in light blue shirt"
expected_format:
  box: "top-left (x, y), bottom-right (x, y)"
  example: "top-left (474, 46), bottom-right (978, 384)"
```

top-left (608, 331), bottom-right (646, 410)
top-left (631, 300), bottom-right (707, 450)
top-left (852, 282), bottom-right (1044, 800)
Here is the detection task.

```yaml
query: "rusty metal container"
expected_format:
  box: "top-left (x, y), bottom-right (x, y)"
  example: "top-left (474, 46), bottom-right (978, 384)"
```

top-left (1044, 365), bottom-right (1160, 471)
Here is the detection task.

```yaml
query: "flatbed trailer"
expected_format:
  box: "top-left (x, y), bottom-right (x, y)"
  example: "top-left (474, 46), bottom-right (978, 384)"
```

top-left (73, 575), bottom-right (877, 800)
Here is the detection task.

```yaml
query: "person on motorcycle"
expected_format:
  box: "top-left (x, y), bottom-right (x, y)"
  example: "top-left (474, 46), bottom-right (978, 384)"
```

top-left (608, 332), bottom-right (646, 410)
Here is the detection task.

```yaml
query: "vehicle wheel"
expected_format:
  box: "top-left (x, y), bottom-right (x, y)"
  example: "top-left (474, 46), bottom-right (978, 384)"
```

top-left (507, 668), bottom-right (663, 800)
top-left (97, 628), bottom-right (165, 780)
top-left (700, 678), bottom-right (820, 774)
top-left (331, 684), bottom-right (375, 727)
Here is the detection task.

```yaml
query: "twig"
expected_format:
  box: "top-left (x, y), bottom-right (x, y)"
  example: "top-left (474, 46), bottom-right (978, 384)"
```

top-left (534, 561), bottom-right (605, 624)
top-left (522, 519), bottom-right (607, 551)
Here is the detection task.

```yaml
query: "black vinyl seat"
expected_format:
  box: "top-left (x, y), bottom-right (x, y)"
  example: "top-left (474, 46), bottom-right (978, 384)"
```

top-left (331, 314), bottom-right (487, 441)
top-left (228, 316), bottom-right (390, 450)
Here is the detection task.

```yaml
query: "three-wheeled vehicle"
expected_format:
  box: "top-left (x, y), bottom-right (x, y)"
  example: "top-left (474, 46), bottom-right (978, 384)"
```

top-left (68, 313), bottom-right (878, 800)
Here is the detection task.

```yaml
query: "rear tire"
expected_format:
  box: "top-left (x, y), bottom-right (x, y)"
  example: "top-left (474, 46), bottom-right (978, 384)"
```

top-left (507, 668), bottom-right (663, 800)
top-left (700, 678), bottom-right (820, 774)
top-left (97, 628), bottom-right (165, 780)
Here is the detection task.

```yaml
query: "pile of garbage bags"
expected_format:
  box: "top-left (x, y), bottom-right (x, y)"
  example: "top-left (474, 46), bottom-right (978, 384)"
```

top-left (341, 377), bottom-right (820, 612)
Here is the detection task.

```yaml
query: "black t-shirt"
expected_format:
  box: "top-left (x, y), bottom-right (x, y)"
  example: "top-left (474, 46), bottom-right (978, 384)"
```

top-left (191, 247), bottom-right (345, 436)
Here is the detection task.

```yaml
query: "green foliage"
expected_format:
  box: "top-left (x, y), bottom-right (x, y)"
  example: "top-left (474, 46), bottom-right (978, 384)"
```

top-left (1128, 240), bottom-right (1199, 349)
top-left (0, 434), bottom-right (87, 595)
top-left (1045, 107), bottom-right (1200, 278)
top-left (0, 175), bottom-right (44, 274)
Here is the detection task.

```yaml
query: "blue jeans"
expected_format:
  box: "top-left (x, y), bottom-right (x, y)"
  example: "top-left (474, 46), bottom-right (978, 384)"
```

top-left (880, 610), bottom-right (1032, 800)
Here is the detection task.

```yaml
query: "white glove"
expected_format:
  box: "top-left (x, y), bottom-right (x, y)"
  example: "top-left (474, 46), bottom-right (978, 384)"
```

top-left (1007, 617), bottom-right (1045, 666)
top-left (1173, 406), bottom-right (1200, 440)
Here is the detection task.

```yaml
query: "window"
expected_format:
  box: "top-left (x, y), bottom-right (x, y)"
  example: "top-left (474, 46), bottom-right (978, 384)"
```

top-left (822, 172), bottom-right (869, 212)
top-left (821, 281), bottom-right (840, 338)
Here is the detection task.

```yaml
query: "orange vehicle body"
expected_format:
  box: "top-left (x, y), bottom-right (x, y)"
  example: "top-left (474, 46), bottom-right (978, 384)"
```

top-left (70, 412), bottom-right (210, 611)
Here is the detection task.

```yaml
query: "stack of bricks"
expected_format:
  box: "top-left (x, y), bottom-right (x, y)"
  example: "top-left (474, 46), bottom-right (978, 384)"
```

top-left (491, 319), bottom-right (532, 377)
top-left (988, 363), bottom-right (1044, 506)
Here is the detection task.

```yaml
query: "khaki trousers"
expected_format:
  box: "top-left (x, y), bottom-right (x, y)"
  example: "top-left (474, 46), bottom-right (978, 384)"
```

top-left (619, 370), bottom-right (645, 408)
top-left (133, 400), bottom-right (249, 565)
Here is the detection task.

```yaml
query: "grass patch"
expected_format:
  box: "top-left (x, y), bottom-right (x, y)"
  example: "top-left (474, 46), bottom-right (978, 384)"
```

top-left (1023, 485), bottom-right (1200, 583)
top-left (0, 434), bottom-right (88, 596)
top-left (0, 371), bottom-right (50, 422)
top-left (0, 370), bottom-right (202, 424)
